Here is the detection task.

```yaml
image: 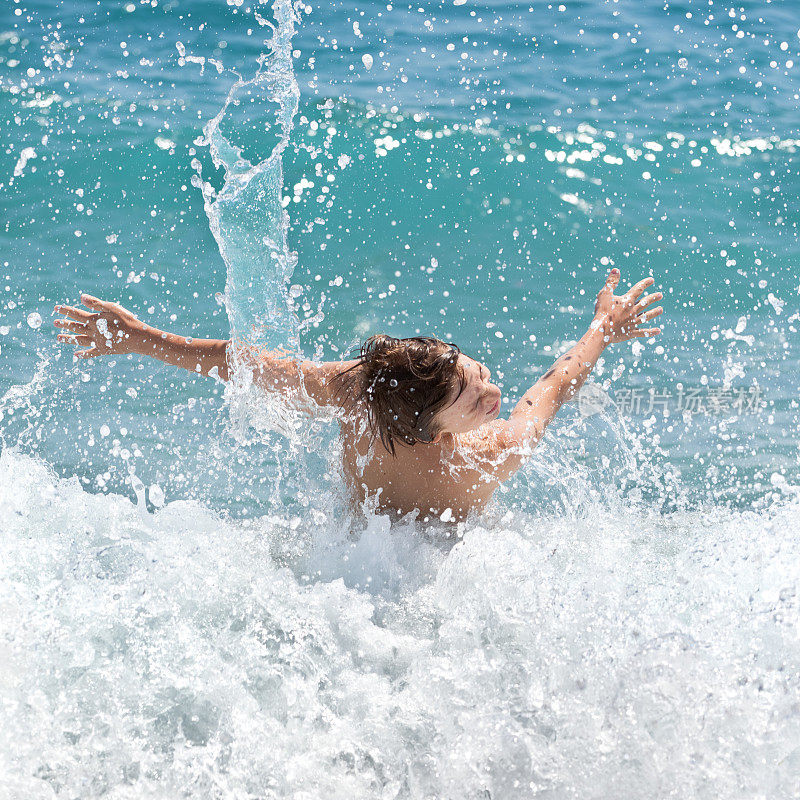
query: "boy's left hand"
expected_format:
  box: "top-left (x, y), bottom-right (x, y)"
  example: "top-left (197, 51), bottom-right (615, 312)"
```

top-left (592, 268), bottom-right (663, 343)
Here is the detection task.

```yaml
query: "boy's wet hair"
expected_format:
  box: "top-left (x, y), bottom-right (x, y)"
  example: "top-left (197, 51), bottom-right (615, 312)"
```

top-left (333, 334), bottom-right (467, 456)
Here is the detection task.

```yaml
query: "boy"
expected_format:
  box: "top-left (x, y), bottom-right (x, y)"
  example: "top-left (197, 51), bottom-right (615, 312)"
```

top-left (54, 268), bottom-right (662, 520)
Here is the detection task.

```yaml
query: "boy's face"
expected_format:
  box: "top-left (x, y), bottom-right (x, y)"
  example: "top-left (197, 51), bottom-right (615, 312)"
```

top-left (434, 354), bottom-right (502, 436)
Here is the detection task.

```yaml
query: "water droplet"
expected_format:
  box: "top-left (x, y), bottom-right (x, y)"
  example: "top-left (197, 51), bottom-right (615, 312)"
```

top-left (361, 53), bottom-right (373, 70)
top-left (678, 57), bottom-right (688, 69)
top-left (100, 424), bottom-right (111, 437)
top-left (389, 378), bottom-right (398, 387)
top-left (26, 312), bottom-right (42, 329)
top-left (148, 483), bottom-right (165, 507)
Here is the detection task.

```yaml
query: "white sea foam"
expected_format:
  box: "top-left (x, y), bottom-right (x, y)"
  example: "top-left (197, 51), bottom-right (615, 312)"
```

top-left (1, 447), bottom-right (799, 798)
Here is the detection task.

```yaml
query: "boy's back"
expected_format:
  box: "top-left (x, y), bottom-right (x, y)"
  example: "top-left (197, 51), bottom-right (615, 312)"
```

top-left (340, 415), bottom-right (500, 521)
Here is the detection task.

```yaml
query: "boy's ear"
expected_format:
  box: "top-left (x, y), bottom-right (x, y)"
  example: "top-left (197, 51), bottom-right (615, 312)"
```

top-left (430, 432), bottom-right (443, 443)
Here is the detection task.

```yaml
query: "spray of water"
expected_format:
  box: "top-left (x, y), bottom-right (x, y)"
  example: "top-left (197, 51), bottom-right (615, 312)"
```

top-left (4, 2), bottom-right (800, 797)
top-left (193, 0), bottom-right (301, 352)
top-left (187, 0), bottom-right (321, 454)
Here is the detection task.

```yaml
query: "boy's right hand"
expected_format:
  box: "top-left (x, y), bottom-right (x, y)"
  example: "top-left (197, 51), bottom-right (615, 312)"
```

top-left (54, 295), bottom-right (147, 359)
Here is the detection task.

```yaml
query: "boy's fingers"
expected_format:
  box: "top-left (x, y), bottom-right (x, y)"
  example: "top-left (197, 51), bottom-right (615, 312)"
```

top-left (633, 327), bottom-right (661, 338)
top-left (58, 333), bottom-right (92, 345)
top-left (81, 294), bottom-right (108, 311)
top-left (627, 276), bottom-right (655, 301)
top-left (600, 268), bottom-right (620, 294)
top-left (638, 306), bottom-right (663, 323)
top-left (636, 291), bottom-right (663, 310)
top-left (54, 319), bottom-right (86, 332)
top-left (55, 304), bottom-right (92, 322)
top-left (74, 346), bottom-right (99, 359)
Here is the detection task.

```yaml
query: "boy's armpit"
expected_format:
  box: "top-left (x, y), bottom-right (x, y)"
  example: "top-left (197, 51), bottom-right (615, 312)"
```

top-left (232, 345), bottom-right (358, 409)
top-left (300, 358), bottom-right (361, 408)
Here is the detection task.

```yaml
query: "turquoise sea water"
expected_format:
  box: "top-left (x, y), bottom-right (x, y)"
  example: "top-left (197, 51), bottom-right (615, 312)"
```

top-left (2, 1), bottom-right (800, 797)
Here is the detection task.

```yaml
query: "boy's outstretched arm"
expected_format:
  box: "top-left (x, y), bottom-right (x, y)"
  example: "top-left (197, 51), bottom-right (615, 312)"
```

top-left (486, 268), bottom-right (663, 480)
top-left (53, 295), bottom-right (353, 406)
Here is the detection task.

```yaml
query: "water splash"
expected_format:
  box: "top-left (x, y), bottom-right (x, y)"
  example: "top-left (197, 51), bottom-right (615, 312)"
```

top-left (5, 1), bottom-right (800, 793)
top-left (192, 0), bottom-right (302, 354)
top-left (189, 0), bottom-right (315, 452)
top-left (2, 446), bottom-right (800, 798)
